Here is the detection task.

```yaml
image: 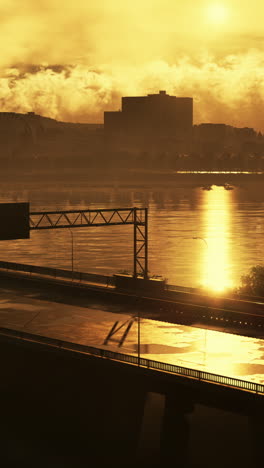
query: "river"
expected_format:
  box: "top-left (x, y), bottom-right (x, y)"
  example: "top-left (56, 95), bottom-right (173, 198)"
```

top-left (0, 176), bottom-right (263, 293)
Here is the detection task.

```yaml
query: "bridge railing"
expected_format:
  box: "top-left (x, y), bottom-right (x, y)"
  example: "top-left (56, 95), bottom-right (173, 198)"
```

top-left (0, 326), bottom-right (263, 395)
top-left (0, 260), bottom-right (111, 285)
top-left (2, 260), bottom-right (264, 308)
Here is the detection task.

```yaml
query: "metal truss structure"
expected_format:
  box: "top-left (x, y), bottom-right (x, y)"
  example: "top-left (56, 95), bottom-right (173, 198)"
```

top-left (133, 208), bottom-right (148, 280)
top-left (30, 207), bottom-right (148, 279)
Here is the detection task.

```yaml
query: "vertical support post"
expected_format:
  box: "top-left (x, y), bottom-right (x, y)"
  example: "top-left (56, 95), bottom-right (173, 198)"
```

top-left (133, 207), bottom-right (140, 365)
top-left (133, 208), bottom-right (137, 278)
top-left (72, 233), bottom-right (74, 280)
top-left (69, 228), bottom-right (74, 281)
top-left (133, 207), bottom-right (148, 280)
top-left (138, 311), bottom-right (140, 366)
top-left (144, 208), bottom-right (148, 280)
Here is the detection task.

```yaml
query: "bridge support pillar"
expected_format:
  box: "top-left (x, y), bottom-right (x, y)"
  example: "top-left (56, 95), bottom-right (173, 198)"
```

top-left (248, 410), bottom-right (264, 466)
top-left (160, 392), bottom-right (193, 467)
top-left (136, 392), bottom-right (165, 466)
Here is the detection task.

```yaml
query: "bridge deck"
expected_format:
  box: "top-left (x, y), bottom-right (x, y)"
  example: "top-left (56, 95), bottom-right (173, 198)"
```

top-left (0, 278), bottom-right (264, 390)
top-left (1, 261), bottom-right (264, 339)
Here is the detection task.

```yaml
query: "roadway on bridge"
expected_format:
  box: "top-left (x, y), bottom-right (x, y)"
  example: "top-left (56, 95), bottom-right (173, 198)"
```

top-left (0, 281), bottom-right (264, 385)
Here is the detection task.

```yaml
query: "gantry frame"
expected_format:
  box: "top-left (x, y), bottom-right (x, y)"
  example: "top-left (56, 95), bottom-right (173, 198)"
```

top-left (29, 207), bottom-right (148, 279)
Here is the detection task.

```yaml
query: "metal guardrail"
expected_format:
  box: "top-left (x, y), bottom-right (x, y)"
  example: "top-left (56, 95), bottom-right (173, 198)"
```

top-left (167, 283), bottom-right (264, 306)
top-left (167, 284), bottom-right (199, 293)
top-left (0, 326), bottom-right (263, 395)
top-left (0, 260), bottom-right (112, 286)
top-left (1, 260), bottom-right (264, 307)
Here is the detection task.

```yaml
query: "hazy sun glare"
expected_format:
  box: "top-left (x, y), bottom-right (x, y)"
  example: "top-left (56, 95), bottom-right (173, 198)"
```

top-left (206, 3), bottom-right (230, 25)
top-left (201, 186), bottom-right (234, 292)
top-left (0, 1), bottom-right (264, 129)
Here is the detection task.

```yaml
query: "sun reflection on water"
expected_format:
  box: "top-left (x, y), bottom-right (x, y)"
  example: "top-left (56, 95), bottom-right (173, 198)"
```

top-left (200, 186), bottom-right (234, 292)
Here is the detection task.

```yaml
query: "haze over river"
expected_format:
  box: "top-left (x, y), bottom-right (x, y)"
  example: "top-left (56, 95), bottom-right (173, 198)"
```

top-left (0, 177), bottom-right (263, 293)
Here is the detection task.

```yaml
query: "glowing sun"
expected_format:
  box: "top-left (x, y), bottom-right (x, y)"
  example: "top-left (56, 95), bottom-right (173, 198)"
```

top-left (206, 3), bottom-right (229, 25)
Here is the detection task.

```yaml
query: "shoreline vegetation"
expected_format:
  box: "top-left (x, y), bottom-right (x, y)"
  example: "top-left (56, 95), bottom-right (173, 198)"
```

top-left (238, 265), bottom-right (264, 298)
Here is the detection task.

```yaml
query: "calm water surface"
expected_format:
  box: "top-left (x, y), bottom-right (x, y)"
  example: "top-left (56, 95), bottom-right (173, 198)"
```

top-left (0, 180), bottom-right (263, 292)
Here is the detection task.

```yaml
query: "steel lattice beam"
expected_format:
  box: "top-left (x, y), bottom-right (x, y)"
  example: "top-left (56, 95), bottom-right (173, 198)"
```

top-left (134, 208), bottom-right (148, 279)
top-left (30, 207), bottom-right (148, 278)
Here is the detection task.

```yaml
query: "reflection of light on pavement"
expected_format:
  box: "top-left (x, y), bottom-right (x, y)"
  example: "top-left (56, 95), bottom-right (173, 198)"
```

top-left (174, 356), bottom-right (206, 367)
top-left (201, 186), bottom-right (234, 292)
top-left (130, 320), bottom-right (264, 384)
top-left (1, 287), bottom-right (264, 386)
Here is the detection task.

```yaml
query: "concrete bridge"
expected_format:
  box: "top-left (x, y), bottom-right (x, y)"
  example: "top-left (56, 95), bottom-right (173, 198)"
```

top-left (0, 325), bottom-right (263, 468)
top-left (1, 259), bottom-right (264, 339)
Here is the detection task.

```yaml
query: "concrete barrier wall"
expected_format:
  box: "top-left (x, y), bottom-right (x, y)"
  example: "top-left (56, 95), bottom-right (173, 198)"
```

top-left (0, 260), bottom-right (111, 285)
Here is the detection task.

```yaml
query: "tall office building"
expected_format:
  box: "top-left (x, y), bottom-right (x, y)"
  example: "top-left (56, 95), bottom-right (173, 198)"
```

top-left (104, 91), bottom-right (193, 149)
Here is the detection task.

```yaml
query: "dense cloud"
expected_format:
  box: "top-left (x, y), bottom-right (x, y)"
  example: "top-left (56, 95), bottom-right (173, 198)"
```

top-left (0, 1), bottom-right (264, 129)
top-left (0, 53), bottom-right (264, 130)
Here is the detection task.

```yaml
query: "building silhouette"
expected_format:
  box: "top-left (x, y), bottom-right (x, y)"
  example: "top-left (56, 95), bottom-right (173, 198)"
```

top-left (104, 90), bottom-right (193, 150)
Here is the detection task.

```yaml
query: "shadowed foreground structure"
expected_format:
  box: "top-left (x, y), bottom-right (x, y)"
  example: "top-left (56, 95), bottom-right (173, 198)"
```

top-left (0, 328), bottom-right (263, 468)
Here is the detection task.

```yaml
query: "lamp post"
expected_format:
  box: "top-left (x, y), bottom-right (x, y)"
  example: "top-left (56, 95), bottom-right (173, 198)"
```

top-left (138, 311), bottom-right (140, 367)
top-left (193, 236), bottom-right (208, 365)
top-left (137, 290), bottom-right (141, 367)
top-left (69, 228), bottom-right (74, 281)
top-left (192, 236), bottom-right (208, 249)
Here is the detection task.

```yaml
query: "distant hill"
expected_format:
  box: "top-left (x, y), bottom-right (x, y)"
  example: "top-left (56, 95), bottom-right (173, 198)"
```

top-left (0, 112), bottom-right (104, 160)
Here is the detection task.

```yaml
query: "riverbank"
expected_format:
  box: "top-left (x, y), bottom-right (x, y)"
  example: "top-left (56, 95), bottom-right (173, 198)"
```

top-left (0, 168), bottom-right (264, 188)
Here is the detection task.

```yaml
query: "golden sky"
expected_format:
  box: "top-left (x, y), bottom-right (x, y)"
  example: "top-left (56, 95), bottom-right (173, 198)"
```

top-left (1, 0), bottom-right (264, 129)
